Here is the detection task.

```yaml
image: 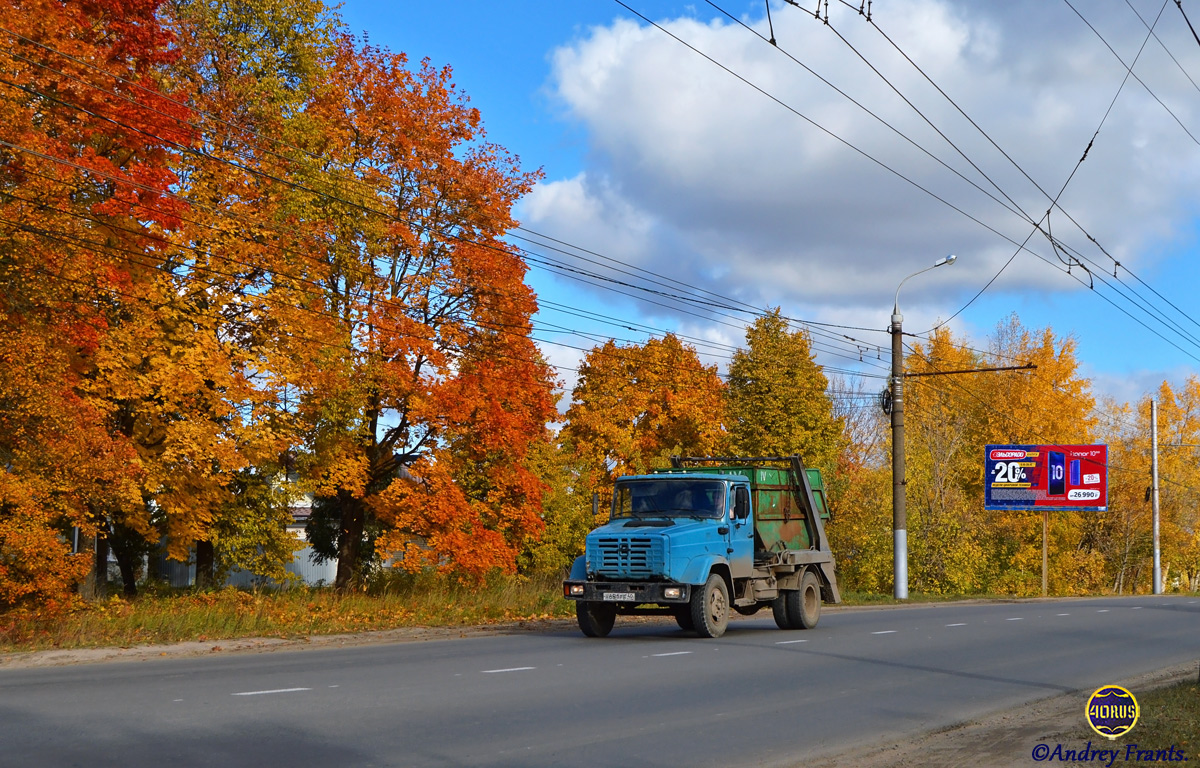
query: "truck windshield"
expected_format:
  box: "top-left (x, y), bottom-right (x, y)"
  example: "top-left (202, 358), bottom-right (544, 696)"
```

top-left (613, 479), bottom-right (726, 519)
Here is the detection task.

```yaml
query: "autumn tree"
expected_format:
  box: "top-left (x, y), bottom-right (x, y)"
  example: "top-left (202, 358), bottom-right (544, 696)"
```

top-left (1101, 381), bottom-right (1200, 594)
top-left (244, 35), bottom-right (557, 588)
top-left (829, 315), bottom-right (1101, 596)
top-left (561, 334), bottom-right (727, 512)
top-left (726, 310), bottom-right (843, 473)
top-left (518, 434), bottom-right (597, 576)
top-left (817, 368), bottom-right (890, 594)
top-left (0, 0), bottom-right (193, 606)
top-left (902, 327), bottom-right (988, 593)
top-left (1149, 379), bottom-right (1200, 591)
top-left (152, 0), bottom-right (339, 587)
top-left (899, 316), bottom-right (1098, 595)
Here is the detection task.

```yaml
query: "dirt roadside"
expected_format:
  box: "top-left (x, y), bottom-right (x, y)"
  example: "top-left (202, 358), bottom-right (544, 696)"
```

top-left (804, 660), bottom-right (1198, 768)
top-left (2, 604), bottom-right (1194, 767)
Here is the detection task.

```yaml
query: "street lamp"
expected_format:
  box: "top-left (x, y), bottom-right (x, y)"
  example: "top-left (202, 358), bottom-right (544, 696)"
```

top-left (890, 253), bottom-right (957, 600)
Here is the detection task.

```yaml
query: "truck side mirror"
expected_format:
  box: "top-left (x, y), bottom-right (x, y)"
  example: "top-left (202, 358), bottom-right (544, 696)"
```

top-left (734, 488), bottom-right (750, 520)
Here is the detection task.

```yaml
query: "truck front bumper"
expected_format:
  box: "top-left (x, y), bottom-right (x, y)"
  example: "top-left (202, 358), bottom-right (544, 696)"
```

top-left (562, 581), bottom-right (690, 604)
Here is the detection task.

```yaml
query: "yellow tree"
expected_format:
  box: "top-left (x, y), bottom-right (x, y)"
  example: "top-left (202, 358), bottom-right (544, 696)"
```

top-left (823, 375), bottom-right (891, 593)
top-left (1124, 381), bottom-right (1200, 592)
top-left (561, 334), bottom-right (728, 514)
top-left (1103, 397), bottom-right (1155, 593)
top-left (726, 310), bottom-right (844, 474)
top-left (903, 327), bottom-right (986, 594)
top-left (154, 0), bottom-right (339, 586)
top-left (894, 315), bottom-right (1098, 596)
top-left (969, 317), bottom-right (1098, 595)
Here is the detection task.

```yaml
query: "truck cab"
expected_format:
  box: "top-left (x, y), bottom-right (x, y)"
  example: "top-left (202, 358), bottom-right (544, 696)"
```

top-left (563, 456), bottom-right (839, 638)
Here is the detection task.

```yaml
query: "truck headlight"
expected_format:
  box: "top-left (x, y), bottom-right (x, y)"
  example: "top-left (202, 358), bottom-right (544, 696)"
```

top-left (663, 586), bottom-right (682, 599)
top-left (567, 584), bottom-right (585, 596)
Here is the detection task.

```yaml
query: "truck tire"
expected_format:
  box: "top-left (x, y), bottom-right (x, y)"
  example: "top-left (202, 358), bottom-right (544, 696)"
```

top-left (673, 605), bottom-right (695, 632)
top-left (690, 574), bottom-right (730, 638)
top-left (576, 601), bottom-right (616, 637)
top-left (785, 570), bottom-right (821, 629)
top-left (771, 595), bottom-right (792, 630)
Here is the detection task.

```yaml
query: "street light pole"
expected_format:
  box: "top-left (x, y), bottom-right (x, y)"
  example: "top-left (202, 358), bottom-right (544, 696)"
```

top-left (890, 254), bottom-right (956, 600)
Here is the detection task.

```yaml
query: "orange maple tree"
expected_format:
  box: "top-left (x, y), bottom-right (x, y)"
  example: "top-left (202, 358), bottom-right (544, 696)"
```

top-left (256, 36), bottom-right (556, 587)
top-left (0, 0), bottom-right (193, 607)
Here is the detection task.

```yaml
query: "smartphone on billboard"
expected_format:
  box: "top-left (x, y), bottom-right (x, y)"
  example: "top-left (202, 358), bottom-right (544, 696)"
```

top-left (1048, 451), bottom-right (1066, 496)
top-left (1070, 459), bottom-right (1080, 486)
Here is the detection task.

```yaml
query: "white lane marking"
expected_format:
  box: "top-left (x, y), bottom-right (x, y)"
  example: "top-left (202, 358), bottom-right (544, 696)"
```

top-left (652, 651), bottom-right (693, 657)
top-left (328, 685), bottom-right (339, 688)
top-left (173, 699), bottom-right (183, 702)
top-left (232, 687), bottom-right (311, 696)
top-left (945, 623), bottom-right (966, 627)
top-left (481, 667), bottom-right (535, 674)
top-left (776, 639), bottom-right (808, 644)
top-left (1006, 618), bottom-right (1024, 621)
top-left (1132, 607), bottom-right (1142, 610)
top-left (872, 630), bottom-right (897, 635)
top-left (1097, 609), bottom-right (1110, 613)
top-left (1058, 613), bottom-right (1070, 616)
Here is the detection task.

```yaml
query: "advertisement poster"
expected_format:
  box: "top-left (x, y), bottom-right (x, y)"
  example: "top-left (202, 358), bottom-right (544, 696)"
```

top-left (984, 444), bottom-right (1108, 511)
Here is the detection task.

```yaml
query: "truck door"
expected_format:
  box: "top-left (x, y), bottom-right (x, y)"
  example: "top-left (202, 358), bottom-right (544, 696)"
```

top-left (728, 484), bottom-right (754, 578)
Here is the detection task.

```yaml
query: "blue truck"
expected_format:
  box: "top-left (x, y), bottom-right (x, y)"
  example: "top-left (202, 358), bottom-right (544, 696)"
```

top-left (563, 456), bottom-right (841, 638)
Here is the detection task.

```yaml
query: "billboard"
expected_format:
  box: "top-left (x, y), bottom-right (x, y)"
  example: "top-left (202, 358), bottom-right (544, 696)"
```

top-left (984, 444), bottom-right (1108, 511)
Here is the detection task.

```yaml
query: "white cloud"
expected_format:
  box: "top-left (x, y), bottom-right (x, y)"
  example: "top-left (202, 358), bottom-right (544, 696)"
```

top-left (524, 0), bottom-right (1200, 330)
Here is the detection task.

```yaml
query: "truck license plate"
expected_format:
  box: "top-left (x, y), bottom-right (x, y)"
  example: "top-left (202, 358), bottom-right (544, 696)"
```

top-left (602, 592), bottom-right (635, 602)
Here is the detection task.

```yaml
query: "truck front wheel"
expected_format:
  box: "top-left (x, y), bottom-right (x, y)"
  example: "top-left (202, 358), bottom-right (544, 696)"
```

top-left (690, 574), bottom-right (730, 638)
top-left (576, 601), bottom-right (616, 637)
top-left (771, 595), bottom-right (791, 629)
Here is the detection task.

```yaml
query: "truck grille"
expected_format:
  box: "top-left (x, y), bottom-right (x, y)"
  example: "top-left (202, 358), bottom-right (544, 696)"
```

top-left (588, 536), bottom-right (664, 579)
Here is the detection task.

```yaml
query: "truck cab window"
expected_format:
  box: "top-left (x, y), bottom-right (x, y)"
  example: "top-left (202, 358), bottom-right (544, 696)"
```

top-left (614, 479), bottom-right (727, 519)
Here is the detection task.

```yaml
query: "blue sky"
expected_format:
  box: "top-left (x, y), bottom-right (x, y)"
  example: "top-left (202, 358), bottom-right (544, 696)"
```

top-left (336, 0), bottom-right (1200, 411)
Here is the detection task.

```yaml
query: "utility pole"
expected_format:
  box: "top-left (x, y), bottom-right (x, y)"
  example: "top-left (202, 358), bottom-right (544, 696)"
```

top-left (890, 254), bottom-right (957, 600)
top-left (1152, 399), bottom-right (1161, 594)
top-left (890, 306), bottom-right (907, 600)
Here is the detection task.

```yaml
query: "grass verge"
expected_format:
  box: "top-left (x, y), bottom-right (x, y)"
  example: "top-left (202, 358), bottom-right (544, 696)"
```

top-left (0, 572), bottom-right (576, 653)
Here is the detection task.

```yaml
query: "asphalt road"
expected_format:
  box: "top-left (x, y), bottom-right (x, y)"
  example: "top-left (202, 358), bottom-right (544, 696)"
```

top-left (1, 595), bottom-right (1197, 768)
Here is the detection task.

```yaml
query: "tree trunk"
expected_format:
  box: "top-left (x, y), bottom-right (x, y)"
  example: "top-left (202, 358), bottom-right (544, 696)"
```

top-left (107, 521), bottom-right (150, 597)
top-left (334, 492), bottom-right (365, 591)
top-left (92, 533), bottom-right (109, 599)
top-left (112, 547), bottom-right (139, 597)
top-left (195, 540), bottom-right (215, 589)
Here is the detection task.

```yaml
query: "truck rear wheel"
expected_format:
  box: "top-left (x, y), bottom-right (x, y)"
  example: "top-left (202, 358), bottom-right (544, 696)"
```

top-left (773, 571), bottom-right (822, 629)
top-left (785, 570), bottom-right (821, 629)
top-left (576, 601), bottom-right (616, 637)
top-left (673, 605), bottom-right (695, 632)
top-left (690, 574), bottom-right (730, 638)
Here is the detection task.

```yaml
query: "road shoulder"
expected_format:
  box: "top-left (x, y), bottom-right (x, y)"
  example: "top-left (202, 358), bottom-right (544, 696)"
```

top-left (804, 661), bottom-right (1198, 768)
